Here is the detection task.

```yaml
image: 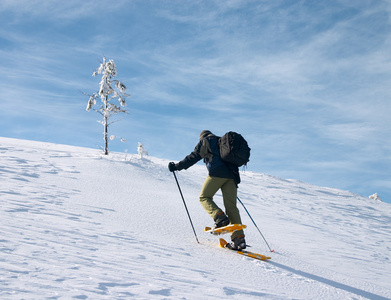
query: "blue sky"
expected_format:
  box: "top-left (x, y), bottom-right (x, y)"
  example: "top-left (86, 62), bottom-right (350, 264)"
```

top-left (1, 0), bottom-right (390, 203)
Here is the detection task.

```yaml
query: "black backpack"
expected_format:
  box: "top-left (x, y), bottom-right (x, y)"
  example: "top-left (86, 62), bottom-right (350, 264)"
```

top-left (219, 131), bottom-right (250, 167)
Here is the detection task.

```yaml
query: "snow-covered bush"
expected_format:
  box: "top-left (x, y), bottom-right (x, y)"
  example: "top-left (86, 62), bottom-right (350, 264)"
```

top-left (137, 142), bottom-right (148, 159)
top-left (369, 193), bottom-right (382, 201)
top-left (85, 57), bottom-right (130, 155)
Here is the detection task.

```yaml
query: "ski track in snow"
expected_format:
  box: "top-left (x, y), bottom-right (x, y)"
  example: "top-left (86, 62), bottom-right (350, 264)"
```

top-left (1, 137), bottom-right (390, 300)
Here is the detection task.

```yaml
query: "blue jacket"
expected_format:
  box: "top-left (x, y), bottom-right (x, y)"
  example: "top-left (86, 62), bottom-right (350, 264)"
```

top-left (176, 135), bottom-right (240, 184)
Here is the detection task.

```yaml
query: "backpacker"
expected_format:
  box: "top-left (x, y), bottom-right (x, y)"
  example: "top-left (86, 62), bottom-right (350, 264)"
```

top-left (219, 131), bottom-right (250, 167)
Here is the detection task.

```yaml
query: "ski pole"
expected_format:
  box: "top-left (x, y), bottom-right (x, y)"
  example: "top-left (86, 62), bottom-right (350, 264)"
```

top-left (237, 196), bottom-right (274, 252)
top-left (172, 171), bottom-right (199, 244)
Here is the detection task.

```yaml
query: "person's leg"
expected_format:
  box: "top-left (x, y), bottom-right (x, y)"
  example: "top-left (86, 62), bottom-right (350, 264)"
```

top-left (221, 179), bottom-right (244, 240)
top-left (199, 176), bottom-right (226, 220)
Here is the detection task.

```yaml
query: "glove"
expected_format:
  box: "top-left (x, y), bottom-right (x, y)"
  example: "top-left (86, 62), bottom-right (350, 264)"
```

top-left (168, 162), bottom-right (177, 172)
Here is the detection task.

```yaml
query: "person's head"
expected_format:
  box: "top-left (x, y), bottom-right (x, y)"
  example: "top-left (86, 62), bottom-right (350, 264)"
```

top-left (199, 130), bottom-right (212, 141)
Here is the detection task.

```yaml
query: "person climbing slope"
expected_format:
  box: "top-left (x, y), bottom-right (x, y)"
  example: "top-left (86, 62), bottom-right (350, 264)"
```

top-left (168, 130), bottom-right (246, 250)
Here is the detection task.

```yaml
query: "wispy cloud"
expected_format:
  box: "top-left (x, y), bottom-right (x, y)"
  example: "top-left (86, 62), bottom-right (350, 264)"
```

top-left (0, 0), bottom-right (130, 22)
top-left (0, 0), bottom-right (390, 201)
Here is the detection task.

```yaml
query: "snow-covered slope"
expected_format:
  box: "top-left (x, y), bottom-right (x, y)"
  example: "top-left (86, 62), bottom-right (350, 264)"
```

top-left (1, 137), bottom-right (390, 300)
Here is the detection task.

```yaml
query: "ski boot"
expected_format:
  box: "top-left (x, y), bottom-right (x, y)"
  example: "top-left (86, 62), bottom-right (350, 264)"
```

top-left (213, 211), bottom-right (230, 229)
top-left (227, 235), bottom-right (246, 250)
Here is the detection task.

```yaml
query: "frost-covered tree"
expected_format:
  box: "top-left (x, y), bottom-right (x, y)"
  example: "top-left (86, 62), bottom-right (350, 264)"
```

top-left (85, 57), bottom-right (130, 155)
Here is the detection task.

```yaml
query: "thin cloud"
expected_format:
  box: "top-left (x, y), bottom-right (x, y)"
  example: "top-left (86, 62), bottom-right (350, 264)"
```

top-left (1, 0), bottom-right (390, 201)
top-left (0, 0), bottom-right (129, 22)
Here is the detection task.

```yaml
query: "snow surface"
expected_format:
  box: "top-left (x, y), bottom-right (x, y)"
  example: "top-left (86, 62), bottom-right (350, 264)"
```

top-left (1, 137), bottom-right (390, 300)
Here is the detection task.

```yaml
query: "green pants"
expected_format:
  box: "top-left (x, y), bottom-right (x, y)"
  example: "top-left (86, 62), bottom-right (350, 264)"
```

top-left (199, 176), bottom-right (244, 240)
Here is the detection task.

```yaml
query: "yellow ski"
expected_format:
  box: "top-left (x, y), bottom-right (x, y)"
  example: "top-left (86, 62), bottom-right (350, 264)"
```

top-left (204, 224), bottom-right (246, 235)
top-left (219, 238), bottom-right (271, 261)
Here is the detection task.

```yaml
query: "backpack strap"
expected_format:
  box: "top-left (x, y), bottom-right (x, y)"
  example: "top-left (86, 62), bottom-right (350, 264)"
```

top-left (199, 138), bottom-right (213, 162)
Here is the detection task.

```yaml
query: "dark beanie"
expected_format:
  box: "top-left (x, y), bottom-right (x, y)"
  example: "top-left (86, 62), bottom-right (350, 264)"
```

top-left (199, 130), bottom-right (212, 140)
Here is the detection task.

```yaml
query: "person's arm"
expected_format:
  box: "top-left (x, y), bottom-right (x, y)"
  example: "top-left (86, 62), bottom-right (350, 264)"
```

top-left (169, 141), bottom-right (202, 171)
